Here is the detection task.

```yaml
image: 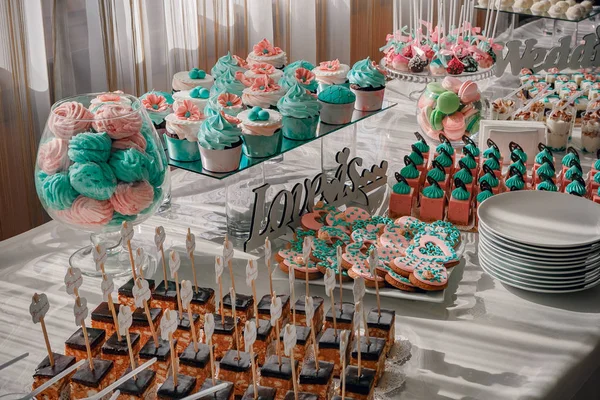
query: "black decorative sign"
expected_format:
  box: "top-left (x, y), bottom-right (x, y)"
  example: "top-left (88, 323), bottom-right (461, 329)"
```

top-left (244, 147), bottom-right (388, 251)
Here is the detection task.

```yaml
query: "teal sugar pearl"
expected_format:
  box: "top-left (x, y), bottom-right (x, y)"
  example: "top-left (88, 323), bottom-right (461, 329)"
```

top-left (108, 148), bottom-right (150, 183)
top-left (69, 162), bottom-right (117, 200)
top-left (41, 172), bottom-right (79, 210)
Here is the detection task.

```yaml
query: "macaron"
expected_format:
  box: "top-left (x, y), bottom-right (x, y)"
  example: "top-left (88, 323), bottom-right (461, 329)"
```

top-left (430, 109), bottom-right (445, 131)
top-left (426, 82), bottom-right (446, 95)
top-left (437, 91), bottom-right (461, 115)
top-left (458, 80), bottom-right (480, 103)
top-left (441, 76), bottom-right (462, 93)
top-left (442, 113), bottom-right (466, 141)
top-left (465, 113), bottom-right (481, 133)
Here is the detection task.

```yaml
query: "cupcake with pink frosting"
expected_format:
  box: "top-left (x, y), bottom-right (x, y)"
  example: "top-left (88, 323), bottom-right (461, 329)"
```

top-left (244, 62), bottom-right (283, 82)
top-left (279, 67), bottom-right (318, 93)
top-left (237, 107), bottom-right (283, 158)
top-left (312, 59), bottom-right (350, 91)
top-left (204, 93), bottom-right (245, 117)
top-left (247, 38), bottom-right (287, 69)
top-left (140, 91), bottom-right (173, 136)
top-left (241, 75), bottom-right (287, 109)
top-left (164, 100), bottom-right (205, 162)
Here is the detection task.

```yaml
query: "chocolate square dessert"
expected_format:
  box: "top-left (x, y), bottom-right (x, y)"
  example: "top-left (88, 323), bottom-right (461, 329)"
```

top-left (70, 358), bottom-right (115, 399)
top-left (350, 336), bottom-right (386, 384)
top-left (278, 325), bottom-right (312, 361)
top-left (139, 338), bottom-right (174, 384)
top-left (242, 385), bottom-right (277, 400)
top-left (298, 360), bottom-right (334, 400)
top-left (318, 328), bottom-right (351, 377)
top-left (157, 374), bottom-right (196, 399)
top-left (212, 314), bottom-right (241, 360)
top-left (196, 378), bottom-right (234, 400)
top-left (32, 353), bottom-right (76, 400)
top-left (343, 365), bottom-right (376, 400)
top-left (173, 312), bottom-right (200, 353)
top-left (260, 355), bottom-right (298, 400)
top-left (325, 302), bottom-right (355, 332)
top-left (178, 342), bottom-right (211, 392)
top-left (101, 332), bottom-right (141, 379)
top-left (118, 278), bottom-right (155, 309)
top-left (255, 318), bottom-right (274, 366)
top-left (222, 293), bottom-right (254, 323)
top-left (366, 308), bottom-right (395, 355)
top-left (218, 349), bottom-right (254, 397)
top-left (153, 280), bottom-right (179, 310)
top-left (130, 307), bottom-right (162, 344)
top-left (190, 287), bottom-right (216, 326)
top-left (257, 294), bottom-right (291, 322)
top-left (64, 327), bottom-right (106, 361)
top-left (90, 302), bottom-right (117, 338)
top-left (294, 297), bottom-right (324, 333)
top-left (116, 368), bottom-right (157, 399)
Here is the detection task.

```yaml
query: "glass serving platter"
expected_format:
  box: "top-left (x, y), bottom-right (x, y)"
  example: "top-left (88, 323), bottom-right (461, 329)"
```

top-left (474, 5), bottom-right (600, 23)
top-left (168, 101), bottom-right (397, 180)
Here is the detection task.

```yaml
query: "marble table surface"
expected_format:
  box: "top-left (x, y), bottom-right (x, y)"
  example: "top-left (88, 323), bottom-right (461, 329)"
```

top-left (1, 71), bottom-right (600, 400)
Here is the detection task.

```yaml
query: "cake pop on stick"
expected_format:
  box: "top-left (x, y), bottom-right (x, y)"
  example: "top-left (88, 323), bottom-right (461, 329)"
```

top-left (324, 269), bottom-right (337, 337)
top-left (181, 280), bottom-right (199, 352)
top-left (230, 288), bottom-right (241, 359)
top-left (133, 277), bottom-right (159, 347)
top-left (30, 293), bottom-right (53, 367)
top-left (160, 309), bottom-right (179, 385)
top-left (215, 256), bottom-right (225, 320)
top-left (244, 320), bottom-right (258, 399)
top-left (186, 229), bottom-right (199, 293)
top-left (283, 324), bottom-right (298, 400)
top-left (73, 294), bottom-right (93, 370)
top-left (204, 313), bottom-right (217, 385)
top-left (270, 293), bottom-right (283, 366)
top-left (169, 250), bottom-right (184, 320)
top-left (368, 248), bottom-right (381, 318)
top-left (117, 305), bottom-right (136, 380)
top-left (121, 221), bottom-right (137, 281)
top-left (246, 260), bottom-right (259, 321)
top-left (154, 226), bottom-right (168, 289)
top-left (339, 330), bottom-right (350, 400)
top-left (223, 236), bottom-right (235, 292)
top-left (265, 237), bottom-right (274, 297)
top-left (288, 256), bottom-right (297, 325)
top-left (305, 296), bottom-right (319, 372)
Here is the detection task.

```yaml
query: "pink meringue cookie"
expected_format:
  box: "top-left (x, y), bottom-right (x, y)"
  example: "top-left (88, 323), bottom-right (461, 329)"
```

top-left (110, 181), bottom-right (154, 215)
top-left (111, 132), bottom-right (147, 152)
top-left (37, 138), bottom-right (69, 174)
top-left (48, 102), bottom-right (93, 140)
top-left (92, 104), bottom-right (142, 139)
top-left (57, 196), bottom-right (114, 227)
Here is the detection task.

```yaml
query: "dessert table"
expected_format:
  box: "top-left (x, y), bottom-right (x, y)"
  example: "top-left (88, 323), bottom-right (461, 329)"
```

top-left (1, 78), bottom-right (600, 400)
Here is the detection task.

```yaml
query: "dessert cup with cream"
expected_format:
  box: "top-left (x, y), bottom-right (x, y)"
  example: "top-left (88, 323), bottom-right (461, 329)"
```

top-left (238, 107), bottom-right (283, 158)
top-left (312, 59), bottom-right (350, 92)
top-left (204, 92), bottom-right (245, 117)
top-left (279, 67), bottom-right (318, 93)
top-left (276, 82), bottom-right (322, 141)
top-left (197, 112), bottom-right (243, 173)
top-left (347, 57), bottom-right (386, 111)
top-left (247, 38), bottom-right (287, 69)
top-left (164, 100), bottom-right (206, 162)
top-left (241, 75), bottom-right (287, 109)
top-left (211, 52), bottom-right (247, 80)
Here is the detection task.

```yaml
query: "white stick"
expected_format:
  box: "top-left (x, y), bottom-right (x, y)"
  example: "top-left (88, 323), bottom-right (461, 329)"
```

top-left (484, 0), bottom-right (491, 37)
top-left (409, 0), bottom-right (413, 38)
top-left (457, 5), bottom-right (464, 38)
top-left (180, 383), bottom-right (231, 400)
top-left (492, 3), bottom-right (501, 39)
top-left (108, 391), bottom-right (120, 400)
top-left (22, 360), bottom-right (86, 400)
top-left (0, 352), bottom-right (28, 371)
top-left (419, 0), bottom-right (423, 43)
top-left (84, 358), bottom-right (157, 400)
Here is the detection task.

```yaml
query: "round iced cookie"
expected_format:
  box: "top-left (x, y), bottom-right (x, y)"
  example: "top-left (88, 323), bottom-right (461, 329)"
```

top-left (405, 233), bottom-right (459, 267)
top-left (69, 162), bottom-right (117, 201)
top-left (41, 172), bottom-right (79, 210)
top-left (108, 148), bottom-right (149, 183)
top-left (384, 265), bottom-right (417, 291)
top-left (436, 92), bottom-right (460, 115)
top-left (68, 131), bottom-right (112, 163)
top-left (409, 264), bottom-right (448, 291)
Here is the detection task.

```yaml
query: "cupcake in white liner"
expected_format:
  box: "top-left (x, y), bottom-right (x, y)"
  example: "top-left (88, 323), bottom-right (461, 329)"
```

top-left (164, 100), bottom-right (206, 162)
top-left (204, 92), bottom-right (245, 117)
top-left (197, 112), bottom-right (243, 173)
top-left (312, 59), bottom-right (350, 91)
top-left (317, 85), bottom-right (356, 125)
top-left (244, 62), bottom-right (284, 82)
top-left (347, 57), bottom-right (387, 111)
top-left (238, 107), bottom-right (283, 158)
top-left (246, 38), bottom-right (287, 69)
top-left (173, 86), bottom-right (211, 111)
top-left (241, 75), bottom-right (287, 109)
top-left (172, 67), bottom-right (214, 92)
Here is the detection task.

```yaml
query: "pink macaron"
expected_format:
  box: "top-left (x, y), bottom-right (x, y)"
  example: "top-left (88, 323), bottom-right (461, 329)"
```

top-left (458, 80), bottom-right (480, 103)
top-left (441, 76), bottom-right (463, 94)
top-left (442, 113), bottom-right (466, 141)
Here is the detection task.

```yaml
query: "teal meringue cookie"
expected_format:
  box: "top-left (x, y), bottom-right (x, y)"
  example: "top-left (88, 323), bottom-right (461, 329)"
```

top-left (41, 172), bottom-right (79, 210)
top-left (209, 68), bottom-right (246, 97)
top-left (277, 82), bottom-right (321, 119)
top-left (198, 112), bottom-right (243, 151)
top-left (108, 148), bottom-right (150, 182)
top-left (347, 57), bottom-right (386, 89)
top-left (68, 131), bottom-right (112, 163)
top-left (69, 162), bottom-right (117, 200)
top-left (210, 52), bottom-right (245, 79)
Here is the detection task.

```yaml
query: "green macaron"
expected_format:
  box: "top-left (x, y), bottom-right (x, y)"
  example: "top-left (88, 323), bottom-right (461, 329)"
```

top-left (429, 109), bottom-right (444, 131)
top-left (436, 91), bottom-right (460, 115)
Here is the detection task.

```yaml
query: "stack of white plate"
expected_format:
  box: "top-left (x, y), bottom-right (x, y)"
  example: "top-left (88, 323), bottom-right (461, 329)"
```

top-left (477, 191), bottom-right (600, 293)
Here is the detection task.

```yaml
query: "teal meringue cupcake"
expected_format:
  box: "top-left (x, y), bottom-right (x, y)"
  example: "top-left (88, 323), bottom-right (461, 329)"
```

top-left (238, 107), bottom-right (283, 158)
top-left (277, 82), bottom-right (321, 140)
top-left (347, 57), bottom-right (386, 111)
top-left (211, 52), bottom-right (246, 79)
top-left (197, 112), bottom-right (243, 173)
top-left (318, 85), bottom-right (356, 125)
top-left (279, 67), bottom-right (318, 93)
top-left (283, 60), bottom-right (316, 74)
top-left (209, 68), bottom-right (246, 97)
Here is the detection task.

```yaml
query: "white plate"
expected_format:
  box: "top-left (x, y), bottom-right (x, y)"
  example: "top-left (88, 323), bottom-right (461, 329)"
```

top-left (479, 221), bottom-right (600, 254)
top-left (478, 251), bottom-right (600, 283)
top-left (478, 191), bottom-right (600, 248)
top-left (480, 259), bottom-right (600, 293)
top-left (479, 235), bottom-right (600, 265)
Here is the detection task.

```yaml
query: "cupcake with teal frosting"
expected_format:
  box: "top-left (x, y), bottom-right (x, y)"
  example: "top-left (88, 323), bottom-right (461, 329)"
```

top-left (204, 92), bottom-right (245, 117)
top-left (211, 52), bottom-right (247, 80)
top-left (140, 91), bottom-right (173, 133)
top-left (276, 82), bottom-right (321, 141)
top-left (347, 57), bottom-right (386, 111)
top-left (197, 112), bottom-right (243, 173)
top-left (279, 67), bottom-right (318, 93)
top-left (318, 85), bottom-right (356, 125)
top-left (209, 68), bottom-right (246, 97)
top-left (283, 60), bottom-right (315, 74)
top-left (172, 67), bottom-right (214, 92)
top-left (238, 107), bottom-right (283, 158)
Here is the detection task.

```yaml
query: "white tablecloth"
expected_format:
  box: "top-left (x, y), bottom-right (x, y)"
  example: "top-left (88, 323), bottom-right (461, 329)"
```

top-left (2, 68), bottom-right (600, 400)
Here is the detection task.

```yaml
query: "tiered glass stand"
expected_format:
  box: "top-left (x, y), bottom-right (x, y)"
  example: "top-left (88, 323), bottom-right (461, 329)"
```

top-left (168, 101), bottom-right (397, 250)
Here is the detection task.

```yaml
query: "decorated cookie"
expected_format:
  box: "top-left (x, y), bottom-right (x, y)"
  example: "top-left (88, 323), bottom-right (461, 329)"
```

top-left (351, 228), bottom-right (379, 245)
top-left (278, 249), bottom-right (322, 280)
top-left (384, 266), bottom-right (417, 292)
top-left (378, 227), bottom-right (411, 250)
top-left (405, 233), bottom-right (459, 267)
top-left (316, 257), bottom-right (352, 282)
top-left (409, 264), bottom-right (448, 291)
top-left (301, 212), bottom-right (326, 232)
top-left (389, 256), bottom-right (422, 278)
top-left (341, 241), bottom-right (368, 270)
top-left (375, 243), bottom-right (405, 264)
top-left (317, 226), bottom-right (351, 245)
top-left (347, 261), bottom-right (385, 288)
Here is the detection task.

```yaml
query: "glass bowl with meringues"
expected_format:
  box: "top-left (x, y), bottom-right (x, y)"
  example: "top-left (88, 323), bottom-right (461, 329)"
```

top-left (35, 92), bottom-right (169, 276)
